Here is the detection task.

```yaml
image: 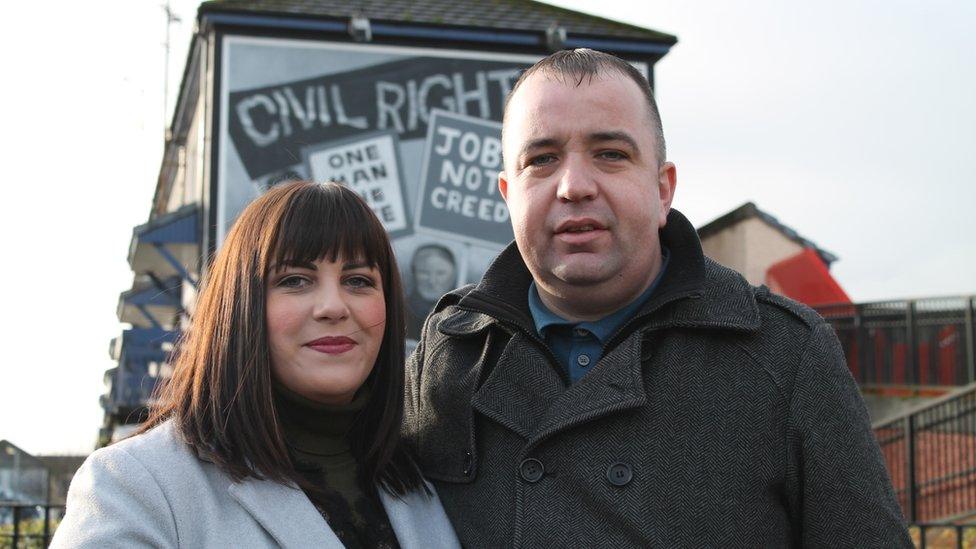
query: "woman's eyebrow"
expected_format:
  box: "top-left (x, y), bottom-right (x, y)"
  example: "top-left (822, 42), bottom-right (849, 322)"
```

top-left (269, 260), bottom-right (316, 271)
top-left (342, 260), bottom-right (372, 271)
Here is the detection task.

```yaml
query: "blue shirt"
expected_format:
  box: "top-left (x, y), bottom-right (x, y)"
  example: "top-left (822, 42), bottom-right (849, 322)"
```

top-left (528, 249), bottom-right (670, 383)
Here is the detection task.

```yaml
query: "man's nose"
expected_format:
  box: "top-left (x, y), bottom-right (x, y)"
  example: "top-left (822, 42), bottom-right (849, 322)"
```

top-left (556, 155), bottom-right (598, 203)
top-left (312, 283), bottom-right (349, 321)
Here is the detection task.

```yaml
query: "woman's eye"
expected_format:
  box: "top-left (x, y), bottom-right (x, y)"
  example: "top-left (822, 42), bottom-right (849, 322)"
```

top-left (345, 275), bottom-right (377, 289)
top-left (277, 275), bottom-right (310, 289)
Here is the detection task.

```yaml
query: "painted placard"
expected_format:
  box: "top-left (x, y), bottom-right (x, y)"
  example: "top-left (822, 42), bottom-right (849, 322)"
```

top-left (415, 110), bottom-right (512, 247)
top-left (304, 131), bottom-right (411, 238)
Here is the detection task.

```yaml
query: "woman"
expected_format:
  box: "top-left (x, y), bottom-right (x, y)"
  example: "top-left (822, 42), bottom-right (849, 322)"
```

top-left (53, 181), bottom-right (459, 548)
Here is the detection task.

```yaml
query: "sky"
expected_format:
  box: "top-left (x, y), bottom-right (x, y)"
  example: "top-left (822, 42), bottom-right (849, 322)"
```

top-left (0, 0), bottom-right (972, 455)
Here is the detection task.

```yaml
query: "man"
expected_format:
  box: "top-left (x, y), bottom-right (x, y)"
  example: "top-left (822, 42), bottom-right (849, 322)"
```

top-left (405, 48), bottom-right (910, 547)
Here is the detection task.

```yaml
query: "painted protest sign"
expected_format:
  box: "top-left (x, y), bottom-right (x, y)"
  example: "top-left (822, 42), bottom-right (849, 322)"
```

top-left (415, 110), bottom-right (512, 247)
top-left (227, 56), bottom-right (524, 181)
top-left (304, 132), bottom-right (412, 238)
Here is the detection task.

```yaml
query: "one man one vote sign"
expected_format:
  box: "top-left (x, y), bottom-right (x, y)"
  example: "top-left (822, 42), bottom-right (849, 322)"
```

top-left (304, 131), bottom-right (412, 239)
top-left (415, 110), bottom-right (513, 248)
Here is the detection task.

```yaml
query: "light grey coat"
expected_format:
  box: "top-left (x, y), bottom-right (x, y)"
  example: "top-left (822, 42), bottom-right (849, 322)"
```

top-left (52, 420), bottom-right (460, 548)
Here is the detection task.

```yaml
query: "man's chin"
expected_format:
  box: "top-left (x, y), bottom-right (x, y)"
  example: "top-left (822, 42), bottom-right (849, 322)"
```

top-left (551, 261), bottom-right (614, 287)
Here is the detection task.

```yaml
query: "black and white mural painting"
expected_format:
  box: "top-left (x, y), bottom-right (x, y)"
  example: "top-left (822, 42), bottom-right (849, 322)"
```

top-left (217, 37), bottom-right (539, 344)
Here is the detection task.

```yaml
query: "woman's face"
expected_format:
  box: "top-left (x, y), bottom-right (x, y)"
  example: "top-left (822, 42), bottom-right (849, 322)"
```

top-left (266, 255), bottom-right (386, 405)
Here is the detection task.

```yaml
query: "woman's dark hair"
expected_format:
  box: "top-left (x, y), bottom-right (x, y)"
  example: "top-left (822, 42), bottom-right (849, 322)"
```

top-left (140, 181), bottom-right (425, 496)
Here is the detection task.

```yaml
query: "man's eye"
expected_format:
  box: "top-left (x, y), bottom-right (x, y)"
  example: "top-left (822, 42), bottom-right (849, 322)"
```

top-left (277, 275), bottom-right (310, 289)
top-left (598, 150), bottom-right (627, 161)
top-left (528, 154), bottom-right (557, 167)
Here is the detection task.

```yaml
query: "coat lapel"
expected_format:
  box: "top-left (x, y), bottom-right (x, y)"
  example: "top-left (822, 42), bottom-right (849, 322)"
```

top-left (528, 333), bottom-right (647, 446)
top-left (472, 331), bottom-right (564, 439)
top-left (379, 485), bottom-right (461, 549)
top-left (228, 477), bottom-right (343, 549)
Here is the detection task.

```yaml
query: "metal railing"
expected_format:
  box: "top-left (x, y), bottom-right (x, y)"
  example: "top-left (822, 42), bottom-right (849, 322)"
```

top-left (0, 504), bottom-right (63, 548)
top-left (912, 524), bottom-right (976, 548)
top-left (816, 296), bottom-right (976, 388)
top-left (875, 383), bottom-right (976, 525)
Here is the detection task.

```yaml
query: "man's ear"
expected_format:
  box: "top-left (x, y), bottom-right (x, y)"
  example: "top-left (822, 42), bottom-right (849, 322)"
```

top-left (499, 170), bottom-right (509, 202)
top-left (658, 161), bottom-right (677, 227)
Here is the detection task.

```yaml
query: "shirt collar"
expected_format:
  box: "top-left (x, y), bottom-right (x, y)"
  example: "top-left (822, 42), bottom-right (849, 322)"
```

top-left (528, 248), bottom-right (670, 344)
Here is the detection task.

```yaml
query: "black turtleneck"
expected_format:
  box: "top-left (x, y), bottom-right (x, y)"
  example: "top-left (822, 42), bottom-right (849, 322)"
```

top-left (274, 384), bottom-right (400, 549)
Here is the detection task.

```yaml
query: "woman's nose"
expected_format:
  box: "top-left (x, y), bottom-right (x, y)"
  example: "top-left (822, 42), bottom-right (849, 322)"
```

top-left (312, 283), bottom-right (349, 321)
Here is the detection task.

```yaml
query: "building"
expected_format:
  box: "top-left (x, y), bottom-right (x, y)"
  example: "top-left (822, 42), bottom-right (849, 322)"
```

top-left (698, 201), bottom-right (850, 306)
top-left (99, 0), bottom-right (676, 443)
top-left (0, 441), bottom-right (47, 505)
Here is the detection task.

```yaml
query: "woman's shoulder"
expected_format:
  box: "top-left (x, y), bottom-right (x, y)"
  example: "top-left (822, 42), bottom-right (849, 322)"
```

top-left (52, 421), bottom-right (193, 548)
top-left (86, 420), bottom-right (205, 482)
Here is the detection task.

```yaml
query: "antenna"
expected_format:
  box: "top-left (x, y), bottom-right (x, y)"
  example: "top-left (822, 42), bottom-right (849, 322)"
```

top-left (162, 1), bottom-right (182, 141)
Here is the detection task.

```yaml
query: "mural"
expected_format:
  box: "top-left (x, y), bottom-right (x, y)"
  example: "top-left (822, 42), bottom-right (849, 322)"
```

top-left (217, 37), bottom-right (538, 344)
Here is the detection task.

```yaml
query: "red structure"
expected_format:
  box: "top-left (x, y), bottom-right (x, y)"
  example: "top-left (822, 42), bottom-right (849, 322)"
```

top-left (765, 247), bottom-right (851, 306)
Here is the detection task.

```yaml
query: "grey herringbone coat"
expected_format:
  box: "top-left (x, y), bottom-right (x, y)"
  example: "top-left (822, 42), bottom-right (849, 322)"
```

top-left (404, 210), bottom-right (911, 548)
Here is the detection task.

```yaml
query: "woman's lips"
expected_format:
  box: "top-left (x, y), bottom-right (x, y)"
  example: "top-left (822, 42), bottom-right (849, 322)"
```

top-left (305, 336), bottom-right (357, 354)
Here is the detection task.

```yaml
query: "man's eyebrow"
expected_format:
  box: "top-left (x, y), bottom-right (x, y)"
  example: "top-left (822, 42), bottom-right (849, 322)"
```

top-left (588, 131), bottom-right (639, 151)
top-left (517, 137), bottom-right (561, 157)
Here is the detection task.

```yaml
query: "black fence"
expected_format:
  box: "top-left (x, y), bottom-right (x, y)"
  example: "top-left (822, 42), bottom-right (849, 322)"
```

top-left (912, 524), bottom-right (976, 548)
top-left (0, 504), bottom-right (63, 549)
top-left (875, 383), bottom-right (976, 525)
top-left (816, 297), bottom-right (976, 388)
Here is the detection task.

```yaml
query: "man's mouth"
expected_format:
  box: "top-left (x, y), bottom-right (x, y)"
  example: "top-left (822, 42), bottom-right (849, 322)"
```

top-left (555, 218), bottom-right (607, 234)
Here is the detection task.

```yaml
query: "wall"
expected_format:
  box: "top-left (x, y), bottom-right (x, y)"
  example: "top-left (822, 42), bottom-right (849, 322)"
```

top-left (700, 217), bottom-right (804, 285)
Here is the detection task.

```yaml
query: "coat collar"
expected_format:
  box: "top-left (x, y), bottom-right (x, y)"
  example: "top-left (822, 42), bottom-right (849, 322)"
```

top-left (448, 209), bottom-right (760, 338)
top-left (228, 477), bottom-right (457, 549)
top-left (228, 476), bottom-right (343, 549)
top-left (447, 210), bottom-right (760, 443)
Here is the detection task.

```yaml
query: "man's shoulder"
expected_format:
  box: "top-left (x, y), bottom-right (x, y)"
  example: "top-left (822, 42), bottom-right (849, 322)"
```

top-left (700, 256), bottom-right (827, 333)
top-left (754, 286), bottom-right (828, 331)
top-left (695, 258), bottom-right (836, 389)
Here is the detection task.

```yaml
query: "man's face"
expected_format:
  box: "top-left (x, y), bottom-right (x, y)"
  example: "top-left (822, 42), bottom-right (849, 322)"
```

top-left (499, 71), bottom-right (676, 311)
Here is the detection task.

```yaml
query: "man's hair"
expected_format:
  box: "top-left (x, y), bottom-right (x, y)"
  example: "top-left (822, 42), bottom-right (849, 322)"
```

top-left (504, 48), bottom-right (667, 165)
top-left (139, 180), bottom-right (426, 497)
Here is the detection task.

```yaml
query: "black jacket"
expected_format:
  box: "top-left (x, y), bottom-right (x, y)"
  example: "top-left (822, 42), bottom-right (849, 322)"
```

top-left (405, 209), bottom-right (911, 548)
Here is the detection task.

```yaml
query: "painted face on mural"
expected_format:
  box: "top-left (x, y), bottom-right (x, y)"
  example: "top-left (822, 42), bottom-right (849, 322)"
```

top-left (499, 70), bottom-right (677, 320)
top-left (412, 245), bottom-right (457, 302)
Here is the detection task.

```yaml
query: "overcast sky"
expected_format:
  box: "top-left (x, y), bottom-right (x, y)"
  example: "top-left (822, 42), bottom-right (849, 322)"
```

top-left (1, 0), bottom-right (972, 455)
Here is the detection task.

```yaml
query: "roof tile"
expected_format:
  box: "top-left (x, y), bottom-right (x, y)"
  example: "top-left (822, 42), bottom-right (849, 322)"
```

top-left (199, 0), bottom-right (676, 42)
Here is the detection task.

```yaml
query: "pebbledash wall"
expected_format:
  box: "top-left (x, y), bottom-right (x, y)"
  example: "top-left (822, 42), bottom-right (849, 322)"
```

top-left (100, 0), bottom-right (677, 445)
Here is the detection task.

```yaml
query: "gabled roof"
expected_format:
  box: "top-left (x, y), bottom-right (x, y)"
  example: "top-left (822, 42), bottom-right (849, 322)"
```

top-left (766, 248), bottom-right (851, 306)
top-left (697, 202), bottom-right (839, 266)
top-left (0, 440), bottom-right (46, 470)
top-left (199, 0), bottom-right (677, 43)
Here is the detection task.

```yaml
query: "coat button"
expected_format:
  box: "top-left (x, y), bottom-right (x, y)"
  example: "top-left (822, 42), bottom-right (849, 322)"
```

top-left (462, 452), bottom-right (473, 476)
top-left (607, 462), bottom-right (633, 486)
top-left (519, 458), bottom-right (544, 483)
